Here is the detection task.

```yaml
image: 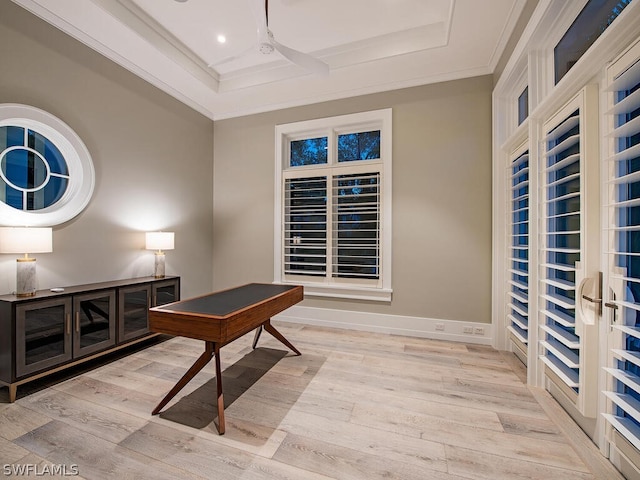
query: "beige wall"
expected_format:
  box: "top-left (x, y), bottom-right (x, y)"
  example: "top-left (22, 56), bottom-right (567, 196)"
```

top-left (0, 2), bottom-right (214, 298)
top-left (214, 76), bottom-right (493, 324)
top-left (1, 2), bottom-right (492, 325)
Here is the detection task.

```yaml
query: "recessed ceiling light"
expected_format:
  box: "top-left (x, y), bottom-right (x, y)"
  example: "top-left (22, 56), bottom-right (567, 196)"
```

top-left (217, 34), bottom-right (227, 44)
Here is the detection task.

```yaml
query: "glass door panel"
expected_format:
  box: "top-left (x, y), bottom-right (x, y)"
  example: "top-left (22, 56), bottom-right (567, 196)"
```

top-left (119, 285), bottom-right (150, 342)
top-left (152, 279), bottom-right (179, 307)
top-left (73, 291), bottom-right (116, 357)
top-left (16, 298), bottom-right (72, 377)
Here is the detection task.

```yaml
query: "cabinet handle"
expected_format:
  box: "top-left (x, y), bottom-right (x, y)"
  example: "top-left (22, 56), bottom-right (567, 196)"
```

top-left (66, 313), bottom-right (71, 335)
top-left (75, 311), bottom-right (80, 332)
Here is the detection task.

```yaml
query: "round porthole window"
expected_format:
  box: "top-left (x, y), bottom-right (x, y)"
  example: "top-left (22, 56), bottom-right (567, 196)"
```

top-left (0, 104), bottom-right (95, 226)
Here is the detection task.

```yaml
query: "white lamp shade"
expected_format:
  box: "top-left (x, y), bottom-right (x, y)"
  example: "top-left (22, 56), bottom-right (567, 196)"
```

top-left (0, 227), bottom-right (53, 254)
top-left (146, 231), bottom-right (174, 251)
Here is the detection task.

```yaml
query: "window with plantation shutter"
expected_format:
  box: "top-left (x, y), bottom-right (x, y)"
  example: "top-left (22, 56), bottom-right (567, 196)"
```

top-left (507, 147), bottom-right (529, 355)
top-left (275, 109), bottom-right (392, 301)
top-left (604, 50), bottom-right (640, 451)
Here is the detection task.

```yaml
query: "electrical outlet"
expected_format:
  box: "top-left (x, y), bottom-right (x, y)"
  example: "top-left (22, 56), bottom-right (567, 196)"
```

top-left (474, 327), bottom-right (485, 335)
top-left (463, 326), bottom-right (473, 334)
top-left (435, 323), bottom-right (445, 331)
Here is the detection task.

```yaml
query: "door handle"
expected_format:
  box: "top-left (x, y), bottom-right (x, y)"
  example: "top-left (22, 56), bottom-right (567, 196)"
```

top-left (582, 294), bottom-right (602, 304)
top-left (605, 300), bottom-right (619, 332)
top-left (577, 272), bottom-right (603, 321)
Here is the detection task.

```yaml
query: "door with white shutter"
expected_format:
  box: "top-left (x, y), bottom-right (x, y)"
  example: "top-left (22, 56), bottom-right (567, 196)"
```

top-left (602, 39), bottom-right (640, 474)
top-left (539, 85), bottom-right (601, 421)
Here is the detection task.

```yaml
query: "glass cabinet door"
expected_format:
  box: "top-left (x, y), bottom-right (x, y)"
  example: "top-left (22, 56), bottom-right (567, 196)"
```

top-left (16, 298), bottom-right (72, 377)
top-left (73, 290), bottom-right (116, 357)
top-left (119, 285), bottom-right (151, 342)
top-left (152, 279), bottom-right (179, 307)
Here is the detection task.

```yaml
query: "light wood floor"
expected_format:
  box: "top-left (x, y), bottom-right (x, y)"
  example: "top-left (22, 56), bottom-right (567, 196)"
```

top-left (0, 323), bottom-right (626, 479)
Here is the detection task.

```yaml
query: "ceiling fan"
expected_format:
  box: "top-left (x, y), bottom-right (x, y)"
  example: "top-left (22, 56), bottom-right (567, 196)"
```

top-left (209, 0), bottom-right (330, 75)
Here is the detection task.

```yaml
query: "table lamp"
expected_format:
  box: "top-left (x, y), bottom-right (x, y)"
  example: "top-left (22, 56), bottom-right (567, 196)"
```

top-left (0, 227), bottom-right (53, 297)
top-left (146, 231), bottom-right (174, 278)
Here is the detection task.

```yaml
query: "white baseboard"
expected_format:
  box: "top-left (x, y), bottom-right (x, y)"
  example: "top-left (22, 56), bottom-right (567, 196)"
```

top-left (274, 305), bottom-right (492, 345)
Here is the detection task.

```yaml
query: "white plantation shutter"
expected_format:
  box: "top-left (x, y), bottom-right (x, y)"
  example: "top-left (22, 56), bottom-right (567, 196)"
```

top-left (283, 168), bottom-right (382, 285)
top-left (604, 53), bottom-right (640, 451)
top-left (539, 105), bottom-right (582, 391)
top-left (283, 172), bottom-right (381, 280)
top-left (332, 172), bottom-right (380, 280)
top-left (284, 176), bottom-right (327, 277)
top-left (507, 148), bottom-right (530, 352)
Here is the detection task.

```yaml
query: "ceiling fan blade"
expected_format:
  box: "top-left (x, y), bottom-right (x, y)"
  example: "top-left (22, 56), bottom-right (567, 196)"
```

top-left (248, 0), bottom-right (269, 41)
top-left (273, 40), bottom-right (329, 76)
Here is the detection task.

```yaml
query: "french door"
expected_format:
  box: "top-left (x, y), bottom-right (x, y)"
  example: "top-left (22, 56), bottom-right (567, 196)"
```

top-left (532, 38), bottom-right (640, 472)
top-left (539, 85), bottom-right (600, 420)
top-left (529, 40), bottom-right (640, 473)
top-left (495, 4), bottom-right (640, 473)
top-left (602, 40), bottom-right (640, 471)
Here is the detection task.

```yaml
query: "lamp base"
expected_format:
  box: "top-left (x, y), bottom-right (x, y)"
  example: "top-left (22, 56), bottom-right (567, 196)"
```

top-left (154, 252), bottom-right (166, 278)
top-left (16, 257), bottom-right (37, 297)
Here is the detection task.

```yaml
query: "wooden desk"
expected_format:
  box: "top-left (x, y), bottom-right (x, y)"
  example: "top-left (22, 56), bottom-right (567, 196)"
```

top-left (148, 283), bottom-right (303, 434)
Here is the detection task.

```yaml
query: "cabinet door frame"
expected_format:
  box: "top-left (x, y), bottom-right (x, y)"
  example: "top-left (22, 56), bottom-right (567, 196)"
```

top-left (72, 290), bottom-right (116, 358)
top-left (118, 284), bottom-right (151, 342)
top-left (16, 297), bottom-right (72, 378)
top-left (151, 278), bottom-right (180, 307)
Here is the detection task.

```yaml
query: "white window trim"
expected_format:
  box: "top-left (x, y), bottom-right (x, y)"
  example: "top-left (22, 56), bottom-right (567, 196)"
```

top-left (274, 108), bottom-right (392, 301)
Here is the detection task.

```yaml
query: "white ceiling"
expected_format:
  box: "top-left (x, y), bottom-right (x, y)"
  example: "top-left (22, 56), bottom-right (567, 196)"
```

top-left (12, 0), bottom-right (526, 120)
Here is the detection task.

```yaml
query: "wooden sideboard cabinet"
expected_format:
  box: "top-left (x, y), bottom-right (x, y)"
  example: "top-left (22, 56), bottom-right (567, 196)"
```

top-left (0, 276), bottom-right (180, 402)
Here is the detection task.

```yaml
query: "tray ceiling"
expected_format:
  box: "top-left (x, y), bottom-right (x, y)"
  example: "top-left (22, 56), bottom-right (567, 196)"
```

top-left (12, 0), bottom-right (526, 119)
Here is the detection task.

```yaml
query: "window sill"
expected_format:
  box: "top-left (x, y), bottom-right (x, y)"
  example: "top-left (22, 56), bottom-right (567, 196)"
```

top-left (276, 282), bottom-right (392, 302)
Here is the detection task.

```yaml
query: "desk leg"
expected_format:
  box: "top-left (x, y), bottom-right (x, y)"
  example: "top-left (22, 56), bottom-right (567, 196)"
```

top-left (252, 325), bottom-right (263, 349)
top-left (151, 341), bottom-right (214, 415)
top-left (214, 343), bottom-right (225, 435)
top-left (264, 319), bottom-right (301, 356)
